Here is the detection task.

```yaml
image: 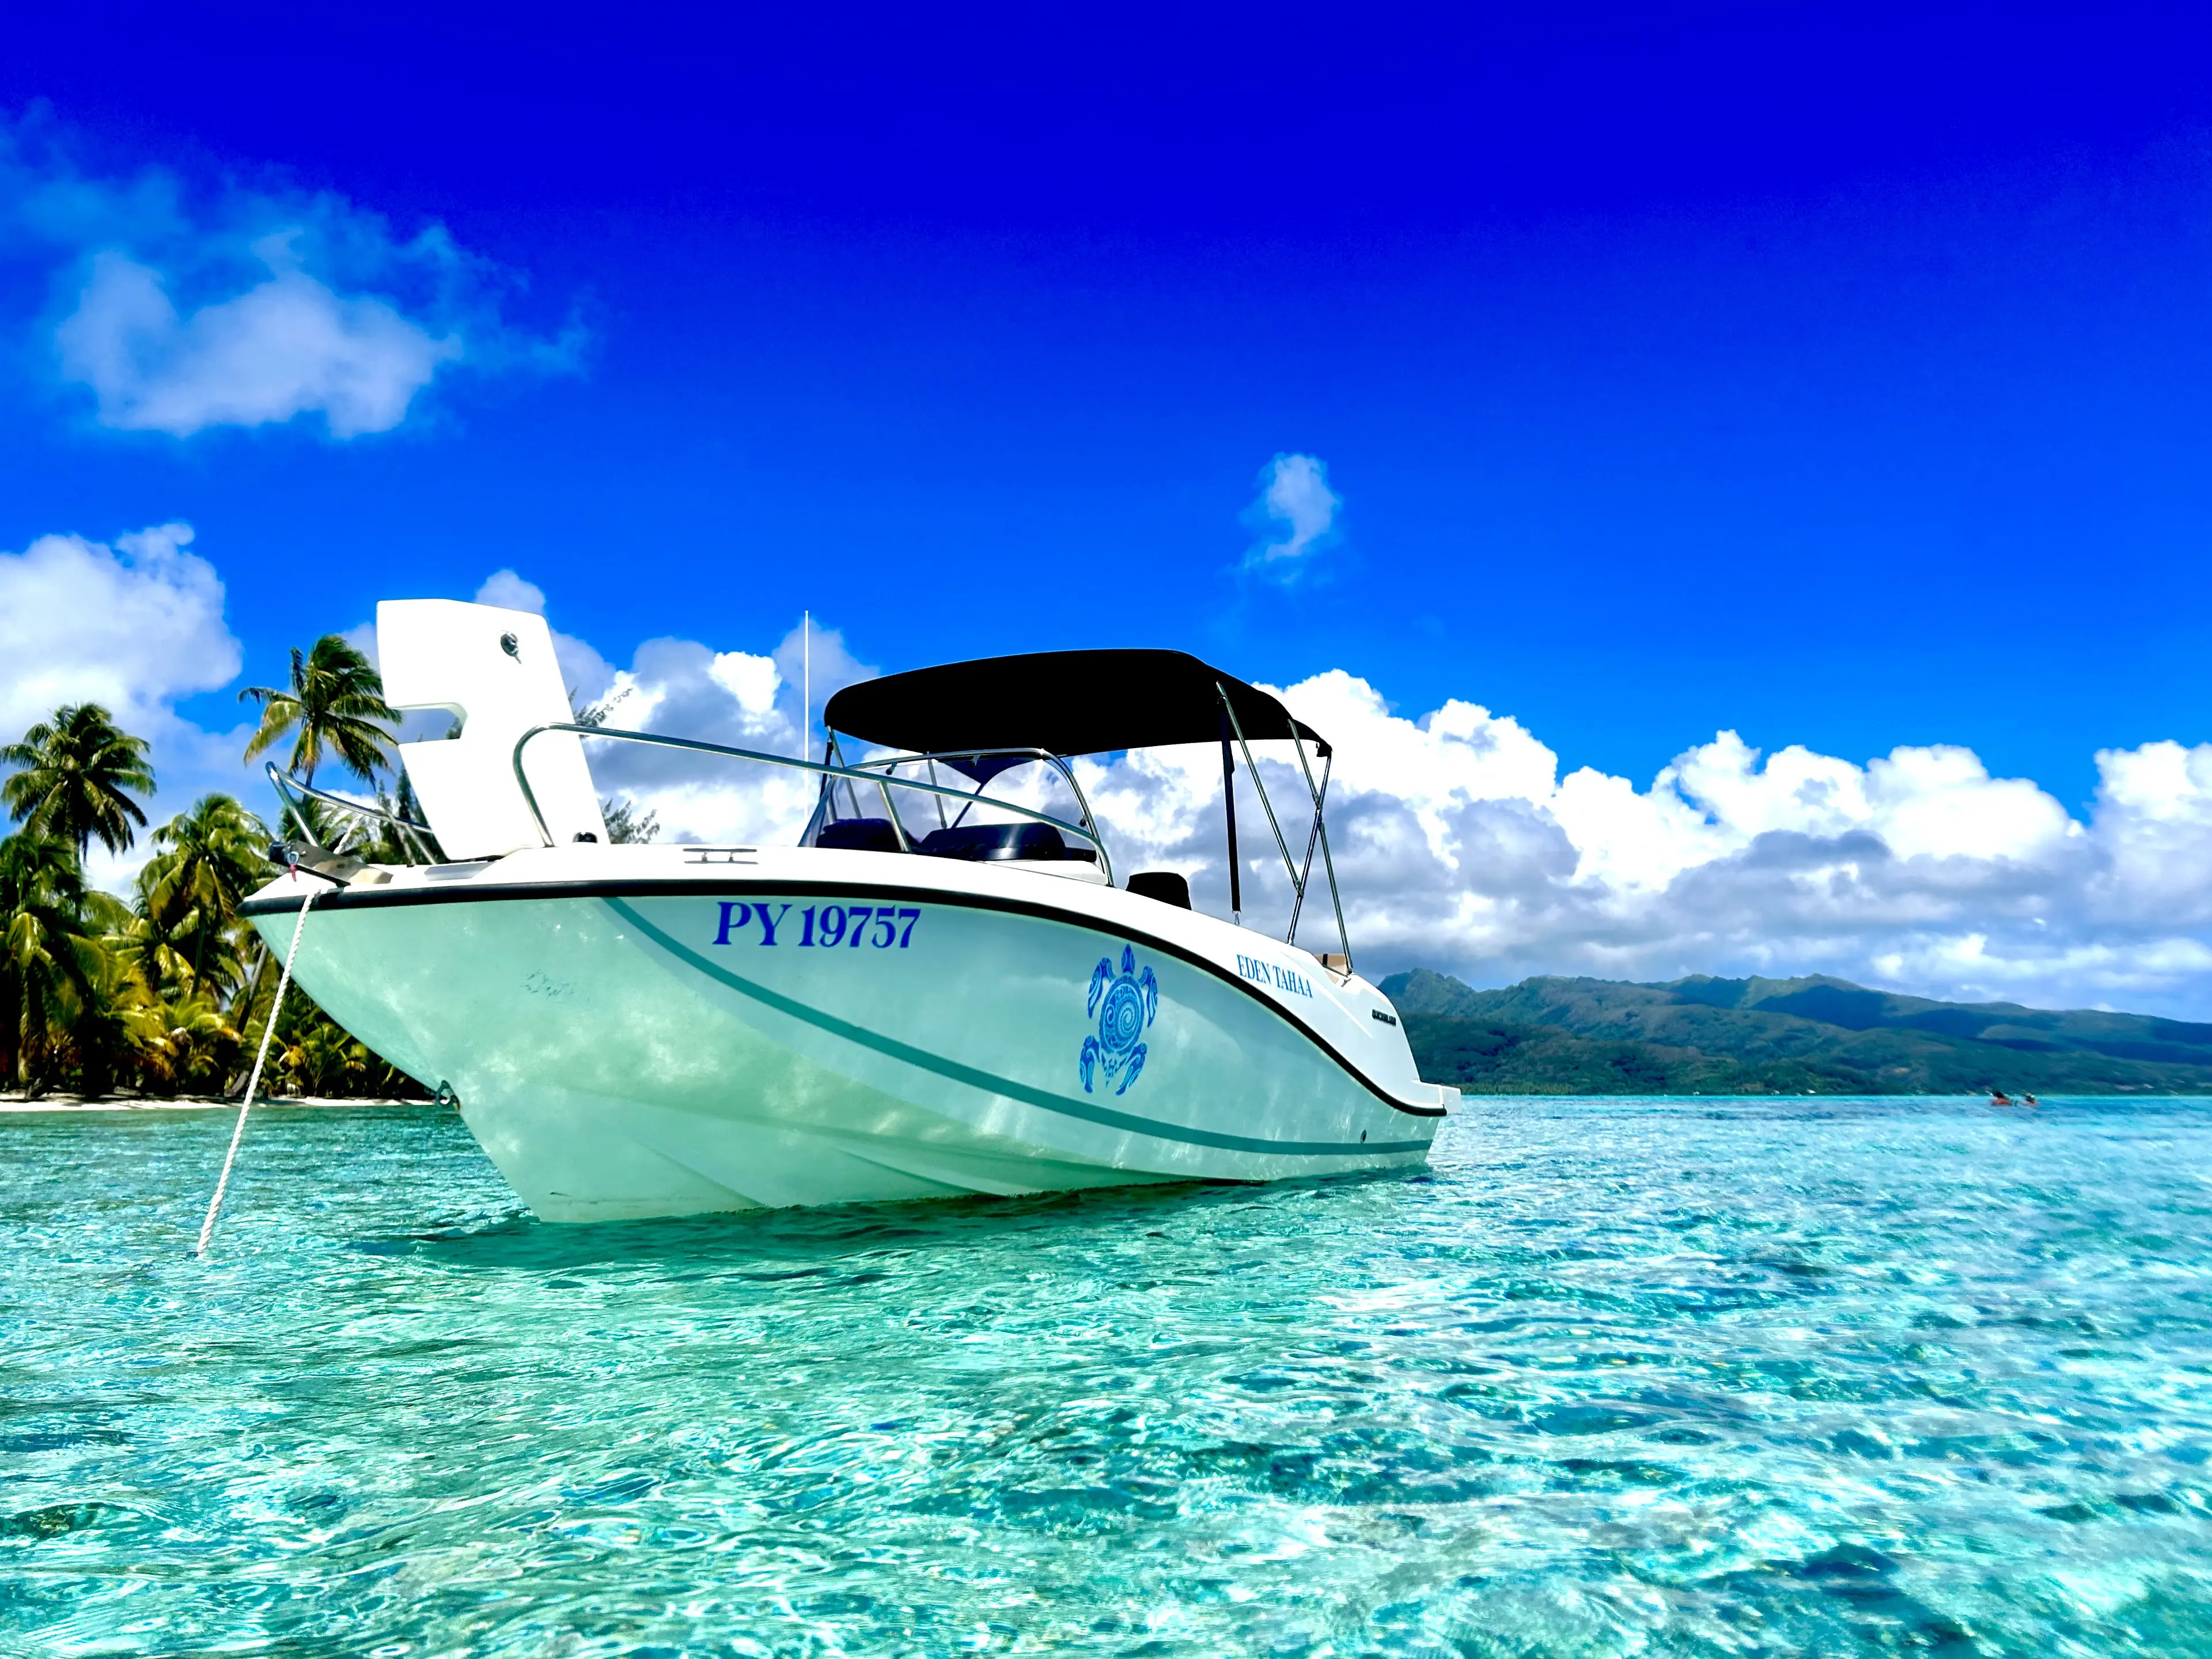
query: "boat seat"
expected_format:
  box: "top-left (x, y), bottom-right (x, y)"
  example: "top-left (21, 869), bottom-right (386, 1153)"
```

top-left (815, 817), bottom-right (905, 853)
top-left (915, 822), bottom-right (1096, 862)
top-left (1125, 871), bottom-right (1191, 908)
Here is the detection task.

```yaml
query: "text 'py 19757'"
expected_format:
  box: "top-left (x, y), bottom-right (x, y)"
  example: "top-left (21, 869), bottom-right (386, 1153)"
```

top-left (712, 902), bottom-right (922, 949)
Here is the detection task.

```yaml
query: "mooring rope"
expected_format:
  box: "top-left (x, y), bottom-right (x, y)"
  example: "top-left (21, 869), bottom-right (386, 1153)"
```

top-left (194, 882), bottom-right (320, 1258)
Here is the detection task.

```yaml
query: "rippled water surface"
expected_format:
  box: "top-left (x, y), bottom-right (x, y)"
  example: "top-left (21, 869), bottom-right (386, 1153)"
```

top-left (6, 1097), bottom-right (2212, 1656)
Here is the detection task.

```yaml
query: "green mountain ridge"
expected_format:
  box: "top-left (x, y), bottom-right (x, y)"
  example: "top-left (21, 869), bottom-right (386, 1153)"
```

top-left (1377, 969), bottom-right (2212, 1096)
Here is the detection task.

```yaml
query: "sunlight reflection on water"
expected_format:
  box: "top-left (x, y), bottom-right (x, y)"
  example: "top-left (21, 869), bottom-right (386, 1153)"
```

top-left (4, 1096), bottom-right (2211, 1656)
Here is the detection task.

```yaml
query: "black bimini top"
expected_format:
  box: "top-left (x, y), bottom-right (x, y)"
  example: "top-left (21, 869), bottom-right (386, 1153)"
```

top-left (822, 649), bottom-right (1330, 760)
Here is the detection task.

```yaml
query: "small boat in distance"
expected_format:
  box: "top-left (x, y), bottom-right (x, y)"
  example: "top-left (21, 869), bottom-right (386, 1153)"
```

top-left (240, 600), bottom-right (1454, 1221)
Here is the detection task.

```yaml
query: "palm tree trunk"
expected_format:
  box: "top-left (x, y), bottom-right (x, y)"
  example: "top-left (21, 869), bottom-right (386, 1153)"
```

top-left (225, 944), bottom-right (279, 1097)
top-left (21, 1002), bottom-right (47, 1101)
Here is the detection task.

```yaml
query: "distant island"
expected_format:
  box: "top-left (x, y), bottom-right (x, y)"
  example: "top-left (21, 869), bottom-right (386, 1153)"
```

top-left (1380, 969), bottom-right (2212, 1096)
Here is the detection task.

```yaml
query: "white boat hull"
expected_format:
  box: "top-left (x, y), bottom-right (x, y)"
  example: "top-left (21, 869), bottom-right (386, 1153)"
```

top-left (247, 849), bottom-right (1449, 1221)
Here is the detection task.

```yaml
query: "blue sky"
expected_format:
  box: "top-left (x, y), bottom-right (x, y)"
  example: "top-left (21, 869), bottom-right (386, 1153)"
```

top-left (8, 5), bottom-right (2212, 1010)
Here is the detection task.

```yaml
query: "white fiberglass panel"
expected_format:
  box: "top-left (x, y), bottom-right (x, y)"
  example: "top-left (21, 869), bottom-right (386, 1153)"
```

top-left (379, 599), bottom-right (607, 857)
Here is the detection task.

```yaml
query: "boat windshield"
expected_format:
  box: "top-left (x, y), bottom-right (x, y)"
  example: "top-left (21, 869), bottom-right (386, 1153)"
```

top-left (801, 748), bottom-right (1108, 873)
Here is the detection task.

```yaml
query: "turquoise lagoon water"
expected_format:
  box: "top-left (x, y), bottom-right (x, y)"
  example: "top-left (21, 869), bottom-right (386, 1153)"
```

top-left (5, 1097), bottom-right (2212, 1657)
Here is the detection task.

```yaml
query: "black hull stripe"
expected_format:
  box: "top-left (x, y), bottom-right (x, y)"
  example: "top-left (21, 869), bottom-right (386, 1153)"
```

top-left (244, 874), bottom-right (1448, 1119)
top-left (606, 899), bottom-right (1430, 1158)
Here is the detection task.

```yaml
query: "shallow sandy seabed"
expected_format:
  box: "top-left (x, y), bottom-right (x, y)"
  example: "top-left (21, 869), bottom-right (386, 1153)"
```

top-left (5, 1096), bottom-right (2210, 1656)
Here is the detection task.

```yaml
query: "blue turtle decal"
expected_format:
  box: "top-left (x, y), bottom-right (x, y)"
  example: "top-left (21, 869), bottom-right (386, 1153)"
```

top-left (1081, 944), bottom-right (1158, 1095)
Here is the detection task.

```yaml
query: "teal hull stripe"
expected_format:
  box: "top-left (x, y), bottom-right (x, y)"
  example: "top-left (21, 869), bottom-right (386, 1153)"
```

top-left (604, 897), bottom-right (1430, 1158)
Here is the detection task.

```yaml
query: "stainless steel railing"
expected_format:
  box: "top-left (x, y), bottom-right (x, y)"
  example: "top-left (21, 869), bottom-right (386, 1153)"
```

top-left (265, 762), bottom-right (441, 866)
top-left (512, 724), bottom-right (1115, 882)
top-left (272, 724), bottom-right (1349, 967)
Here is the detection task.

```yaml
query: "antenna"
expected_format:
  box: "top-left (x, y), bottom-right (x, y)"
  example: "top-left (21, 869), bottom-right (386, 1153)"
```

top-left (802, 609), bottom-right (810, 760)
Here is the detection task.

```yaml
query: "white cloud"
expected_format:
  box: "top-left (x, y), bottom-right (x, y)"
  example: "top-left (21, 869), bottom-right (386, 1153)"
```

top-left (709, 652), bottom-right (781, 717)
top-left (1138, 683), bottom-right (2212, 1016)
top-left (775, 613), bottom-right (874, 749)
top-left (473, 569), bottom-right (546, 613)
top-left (0, 522), bottom-right (238, 744)
top-left (434, 594), bottom-right (2212, 1014)
top-left (516, 591), bottom-right (2212, 1013)
top-left (1241, 452), bottom-right (1341, 576)
top-left (0, 522), bottom-right (256, 887)
top-left (21, 535), bottom-right (2212, 1017)
top-left (578, 615), bottom-right (878, 843)
top-left (55, 248), bottom-right (462, 437)
top-left (5, 122), bottom-right (581, 438)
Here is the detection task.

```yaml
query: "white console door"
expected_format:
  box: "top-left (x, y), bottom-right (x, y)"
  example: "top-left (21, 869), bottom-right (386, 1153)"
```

top-left (378, 599), bottom-right (609, 858)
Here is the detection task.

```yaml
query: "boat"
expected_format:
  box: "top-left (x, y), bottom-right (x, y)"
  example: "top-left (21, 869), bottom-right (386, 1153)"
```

top-left (238, 598), bottom-right (1455, 1221)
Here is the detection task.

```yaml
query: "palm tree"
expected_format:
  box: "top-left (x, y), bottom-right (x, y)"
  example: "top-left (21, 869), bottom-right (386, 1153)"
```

top-left (133, 990), bottom-right (243, 1097)
top-left (270, 792), bottom-right (359, 855)
top-left (115, 887), bottom-right (249, 1004)
top-left (0, 829), bottom-right (99, 1093)
top-left (140, 795), bottom-right (270, 990)
top-left (240, 635), bottom-right (398, 791)
top-left (59, 929), bottom-right (156, 1100)
top-left (1, 704), bottom-right (156, 861)
top-left (277, 1015), bottom-right (370, 1099)
top-left (353, 774), bottom-right (444, 865)
top-left (111, 906), bottom-right (199, 1003)
top-left (601, 798), bottom-right (660, 844)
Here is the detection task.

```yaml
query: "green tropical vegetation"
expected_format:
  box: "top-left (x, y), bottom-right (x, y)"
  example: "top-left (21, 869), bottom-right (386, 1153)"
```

top-left (0, 635), bottom-right (667, 1100)
top-left (240, 634), bottom-right (398, 786)
top-left (0, 639), bottom-right (434, 1100)
top-left (0, 779), bottom-right (422, 1100)
top-left (1387, 969), bottom-right (2212, 1094)
top-left (2, 703), bottom-right (157, 859)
